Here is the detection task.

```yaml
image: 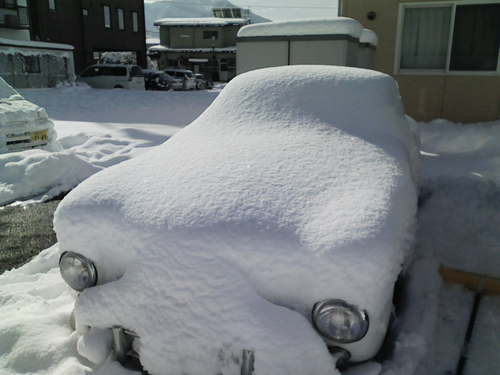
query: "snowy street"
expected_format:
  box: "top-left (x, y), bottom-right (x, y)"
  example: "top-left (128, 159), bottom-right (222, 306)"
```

top-left (1, 79), bottom-right (499, 375)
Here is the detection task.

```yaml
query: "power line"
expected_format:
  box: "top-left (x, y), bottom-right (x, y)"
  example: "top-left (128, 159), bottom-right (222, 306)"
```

top-left (148, 1), bottom-right (337, 10)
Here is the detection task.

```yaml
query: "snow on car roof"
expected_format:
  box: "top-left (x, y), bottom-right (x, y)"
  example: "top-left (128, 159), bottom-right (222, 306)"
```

top-left (55, 65), bottom-right (419, 374)
top-left (237, 17), bottom-right (364, 38)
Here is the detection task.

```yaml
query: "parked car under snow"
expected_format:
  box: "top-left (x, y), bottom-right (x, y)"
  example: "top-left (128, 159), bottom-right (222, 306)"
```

top-left (55, 65), bottom-right (420, 375)
top-left (0, 78), bottom-right (57, 154)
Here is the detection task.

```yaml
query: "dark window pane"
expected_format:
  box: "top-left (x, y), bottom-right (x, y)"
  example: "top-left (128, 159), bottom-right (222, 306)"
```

top-left (112, 67), bottom-right (127, 76)
top-left (131, 66), bottom-right (143, 77)
top-left (450, 4), bottom-right (500, 71)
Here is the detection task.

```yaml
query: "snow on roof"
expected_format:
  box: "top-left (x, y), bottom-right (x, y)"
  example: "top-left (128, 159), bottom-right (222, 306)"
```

top-left (0, 37), bottom-right (74, 50)
top-left (237, 17), bottom-right (364, 38)
top-left (154, 17), bottom-right (249, 27)
top-left (360, 29), bottom-right (378, 47)
top-left (148, 45), bottom-right (236, 53)
top-left (146, 38), bottom-right (160, 45)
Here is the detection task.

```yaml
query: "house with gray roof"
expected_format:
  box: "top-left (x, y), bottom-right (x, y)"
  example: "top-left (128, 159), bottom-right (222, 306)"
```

top-left (149, 16), bottom-right (250, 82)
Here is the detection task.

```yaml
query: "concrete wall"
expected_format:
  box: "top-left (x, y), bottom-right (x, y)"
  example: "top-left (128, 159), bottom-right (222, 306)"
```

top-left (341, 0), bottom-right (500, 123)
top-left (290, 40), bottom-right (358, 66)
top-left (0, 27), bottom-right (30, 41)
top-left (0, 47), bottom-right (75, 88)
top-left (357, 44), bottom-right (376, 69)
top-left (237, 41), bottom-right (288, 75)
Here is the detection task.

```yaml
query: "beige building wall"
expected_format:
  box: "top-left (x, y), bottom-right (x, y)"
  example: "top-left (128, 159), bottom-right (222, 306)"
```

top-left (341, 0), bottom-right (500, 123)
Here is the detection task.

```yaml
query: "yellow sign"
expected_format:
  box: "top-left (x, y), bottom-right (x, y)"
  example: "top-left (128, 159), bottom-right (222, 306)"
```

top-left (30, 130), bottom-right (48, 142)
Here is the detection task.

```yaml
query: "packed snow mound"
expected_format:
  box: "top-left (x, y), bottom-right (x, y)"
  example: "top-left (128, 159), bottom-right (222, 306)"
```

top-left (55, 65), bottom-right (419, 373)
top-left (237, 17), bottom-right (364, 38)
top-left (361, 29), bottom-right (378, 46)
top-left (0, 77), bottom-right (48, 125)
top-left (0, 77), bottom-right (60, 155)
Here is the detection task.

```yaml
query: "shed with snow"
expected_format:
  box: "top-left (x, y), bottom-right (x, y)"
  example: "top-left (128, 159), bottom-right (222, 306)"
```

top-left (236, 18), bottom-right (375, 75)
top-left (358, 29), bottom-right (378, 69)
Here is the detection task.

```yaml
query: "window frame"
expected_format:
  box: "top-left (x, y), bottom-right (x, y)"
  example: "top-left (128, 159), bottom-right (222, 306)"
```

top-left (118, 8), bottom-right (124, 30)
top-left (132, 11), bottom-right (138, 32)
top-left (394, 0), bottom-right (500, 76)
top-left (103, 5), bottom-right (111, 29)
top-left (48, 0), bottom-right (56, 11)
top-left (203, 30), bottom-right (219, 40)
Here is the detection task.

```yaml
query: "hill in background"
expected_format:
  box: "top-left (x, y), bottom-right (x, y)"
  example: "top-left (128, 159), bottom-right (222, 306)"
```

top-left (144, 0), bottom-right (270, 40)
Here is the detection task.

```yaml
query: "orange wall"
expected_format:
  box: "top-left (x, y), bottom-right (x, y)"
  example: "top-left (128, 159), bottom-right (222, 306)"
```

top-left (341, 0), bottom-right (500, 123)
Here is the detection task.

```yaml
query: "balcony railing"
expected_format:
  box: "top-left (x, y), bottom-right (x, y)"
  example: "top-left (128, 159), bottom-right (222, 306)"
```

top-left (0, 1), bottom-right (29, 29)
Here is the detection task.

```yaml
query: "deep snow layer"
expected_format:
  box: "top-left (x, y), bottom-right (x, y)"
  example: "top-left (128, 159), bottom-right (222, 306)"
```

top-left (0, 84), bottom-right (221, 206)
top-left (237, 17), bottom-right (364, 38)
top-left (1, 80), bottom-right (500, 375)
top-left (53, 66), bottom-right (419, 373)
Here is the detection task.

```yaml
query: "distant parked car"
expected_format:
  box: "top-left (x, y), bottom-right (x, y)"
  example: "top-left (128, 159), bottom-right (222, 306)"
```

top-left (143, 70), bottom-right (183, 91)
top-left (56, 66), bottom-right (420, 375)
top-left (195, 74), bottom-right (214, 90)
top-left (0, 77), bottom-right (58, 154)
top-left (78, 64), bottom-right (144, 90)
top-left (163, 69), bottom-right (197, 91)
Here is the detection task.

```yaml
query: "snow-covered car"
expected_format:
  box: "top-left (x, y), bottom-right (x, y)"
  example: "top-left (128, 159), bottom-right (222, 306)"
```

top-left (55, 65), bottom-right (420, 375)
top-left (0, 77), bottom-right (58, 154)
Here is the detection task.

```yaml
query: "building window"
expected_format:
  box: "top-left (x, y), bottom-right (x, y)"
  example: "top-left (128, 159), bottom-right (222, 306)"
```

top-left (396, 1), bottom-right (500, 73)
top-left (132, 11), bottom-right (138, 32)
top-left (83, 9), bottom-right (88, 17)
top-left (103, 6), bottom-right (111, 28)
top-left (203, 31), bottom-right (218, 39)
top-left (22, 55), bottom-right (41, 74)
top-left (49, 0), bottom-right (56, 11)
top-left (118, 9), bottom-right (124, 30)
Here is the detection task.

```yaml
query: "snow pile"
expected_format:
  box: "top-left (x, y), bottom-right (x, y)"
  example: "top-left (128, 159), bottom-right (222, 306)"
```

top-left (0, 77), bottom-right (60, 155)
top-left (417, 119), bottom-right (500, 278)
top-left (0, 37), bottom-right (73, 51)
top-left (237, 17), bottom-right (364, 38)
top-left (379, 119), bottom-right (500, 375)
top-left (54, 66), bottom-right (419, 373)
top-left (0, 84), bottom-right (221, 205)
top-left (360, 29), bottom-right (378, 47)
top-left (0, 245), bottom-right (91, 375)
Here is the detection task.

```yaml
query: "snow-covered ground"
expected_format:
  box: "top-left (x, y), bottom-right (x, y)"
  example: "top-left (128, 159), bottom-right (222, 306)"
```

top-left (0, 84), bottom-right (222, 206)
top-left (0, 82), bottom-right (499, 375)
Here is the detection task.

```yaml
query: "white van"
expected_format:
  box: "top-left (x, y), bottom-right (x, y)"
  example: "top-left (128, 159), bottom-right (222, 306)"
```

top-left (78, 64), bottom-right (145, 90)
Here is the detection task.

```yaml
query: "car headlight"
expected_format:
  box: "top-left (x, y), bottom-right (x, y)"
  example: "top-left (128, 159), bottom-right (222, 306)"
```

top-left (312, 299), bottom-right (369, 343)
top-left (59, 251), bottom-right (98, 292)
